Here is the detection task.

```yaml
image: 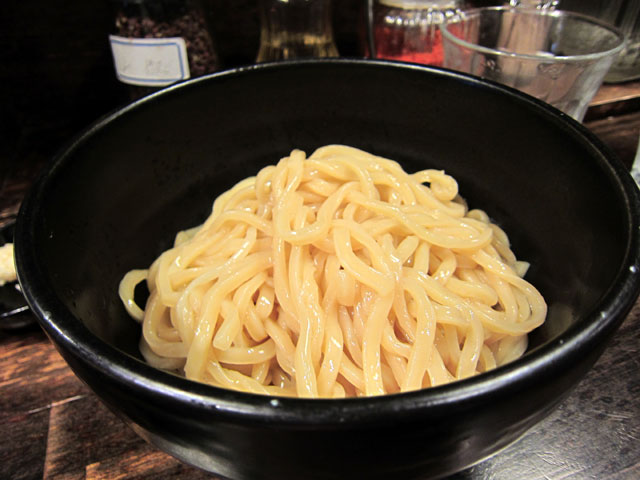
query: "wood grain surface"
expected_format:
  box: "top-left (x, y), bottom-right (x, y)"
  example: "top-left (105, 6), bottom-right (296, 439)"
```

top-left (2, 303), bottom-right (639, 479)
top-left (0, 328), bottom-right (213, 480)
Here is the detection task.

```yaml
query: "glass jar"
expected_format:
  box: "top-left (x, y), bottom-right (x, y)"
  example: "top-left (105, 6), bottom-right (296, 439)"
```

top-left (368, 0), bottom-right (463, 66)
top-left (256, 0), bottom-right (339, 62)
top-left (109, 0), bottom-right (219, 100)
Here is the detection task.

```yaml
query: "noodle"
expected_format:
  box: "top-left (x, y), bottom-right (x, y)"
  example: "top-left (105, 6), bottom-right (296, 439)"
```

top-left (119, 145), bottom-right (546, 398)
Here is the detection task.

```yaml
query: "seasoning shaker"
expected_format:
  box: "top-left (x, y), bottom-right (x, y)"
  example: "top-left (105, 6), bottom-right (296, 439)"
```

top-left (109, 0), bottom-right (219, 100)
top-left (367, 0), bottom-right (463, 66)
top-left (256, 0), bottom-right (339, 62)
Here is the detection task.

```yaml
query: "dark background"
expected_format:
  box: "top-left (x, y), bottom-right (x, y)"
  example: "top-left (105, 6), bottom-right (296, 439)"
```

top-left (2, 1), bottom-right (512, 194)
top-left (0, 0), bottom-right (622, 203)
top-left (0, 0), bottom-right (365, 199)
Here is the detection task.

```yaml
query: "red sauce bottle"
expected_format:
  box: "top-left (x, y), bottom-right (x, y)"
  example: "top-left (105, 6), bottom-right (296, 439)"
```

top-left (371, 0), bottom-right (463, 67)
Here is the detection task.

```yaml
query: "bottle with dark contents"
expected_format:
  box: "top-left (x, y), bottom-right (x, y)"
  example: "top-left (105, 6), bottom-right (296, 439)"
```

top-left (109, 0), bottom-right (219, 101)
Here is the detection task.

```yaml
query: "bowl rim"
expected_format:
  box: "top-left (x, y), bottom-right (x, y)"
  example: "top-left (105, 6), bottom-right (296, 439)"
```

top-left (14, 58), bottom-right (640, 426)
top-left (439, 6), bottom-right (626, 64)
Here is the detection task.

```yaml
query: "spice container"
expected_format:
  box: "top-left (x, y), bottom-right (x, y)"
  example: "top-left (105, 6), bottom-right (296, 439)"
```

top-left (368, 0), bottom-right (463, 66)
top-left (257, 0), bottom-right (339, 62)
top-left (109, 0), bottom-right (219, 100)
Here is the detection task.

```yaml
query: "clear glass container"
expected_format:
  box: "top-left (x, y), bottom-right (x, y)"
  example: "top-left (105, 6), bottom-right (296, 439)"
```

top-left (109, 0), bottom-right (219, 100)
top-left (441, 7), bottom-right (624, 121)
top-left (256, 0), bottom-right (339, 62)
top-left (603, 1), bottom-right (640, 83)
top-left (369, 0), bottom-right (463, 66)
top-left (507, 0), bottom-right (640, 83)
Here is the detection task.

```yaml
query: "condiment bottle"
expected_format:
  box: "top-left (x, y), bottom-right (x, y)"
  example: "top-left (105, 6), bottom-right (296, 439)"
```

top-left (256, 0), bottom-right (339, 62)
top-left (109, 0), bottom-right (219, 100)
top-left (369, 0), bottom-right (463, 66)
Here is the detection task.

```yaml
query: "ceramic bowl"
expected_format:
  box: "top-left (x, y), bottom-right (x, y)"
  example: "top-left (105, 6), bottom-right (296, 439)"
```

top-left (14, 59), bottom-right (640, 479)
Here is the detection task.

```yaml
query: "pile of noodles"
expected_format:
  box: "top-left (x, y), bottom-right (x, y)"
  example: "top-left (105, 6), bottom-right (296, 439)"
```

top-left (119, 145), bottom-right (546, 398)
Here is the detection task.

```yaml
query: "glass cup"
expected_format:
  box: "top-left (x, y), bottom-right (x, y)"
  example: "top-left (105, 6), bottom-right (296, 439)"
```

top-left (506, 0), bottom-right (640, 83)
top-left (598, 1), bottom-right (640, 83)
top-left (440, 7), bottom-right (625, 121)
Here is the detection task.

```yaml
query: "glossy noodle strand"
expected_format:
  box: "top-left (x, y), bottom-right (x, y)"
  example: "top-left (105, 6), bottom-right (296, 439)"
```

top-left (119, 145), bottom-right (546, 398)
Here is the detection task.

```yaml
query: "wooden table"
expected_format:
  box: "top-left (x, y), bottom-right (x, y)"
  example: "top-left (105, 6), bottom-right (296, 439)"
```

top-left (2, 82), bottom-right (640, 480)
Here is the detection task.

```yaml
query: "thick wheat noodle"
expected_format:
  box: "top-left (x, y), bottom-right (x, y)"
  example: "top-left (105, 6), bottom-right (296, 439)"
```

top-left (119, 145), bottom-right (547, 398)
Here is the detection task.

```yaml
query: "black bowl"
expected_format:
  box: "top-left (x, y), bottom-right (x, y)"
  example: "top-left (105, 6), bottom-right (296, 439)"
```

top-left (14, 59), bottom-right (640, 480)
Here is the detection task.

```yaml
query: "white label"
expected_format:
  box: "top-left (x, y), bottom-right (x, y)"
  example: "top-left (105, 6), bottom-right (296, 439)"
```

top-left (109, 35), bottom-right (190, 87)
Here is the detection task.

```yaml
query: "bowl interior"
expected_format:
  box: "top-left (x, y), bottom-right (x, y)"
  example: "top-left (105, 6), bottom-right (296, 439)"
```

top-left (19, 60), bottom-right (633, 372)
